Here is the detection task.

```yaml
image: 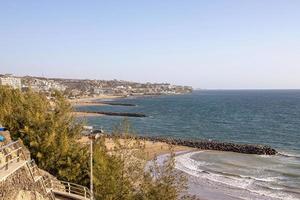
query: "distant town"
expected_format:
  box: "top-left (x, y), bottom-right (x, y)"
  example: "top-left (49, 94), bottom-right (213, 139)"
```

top-left (0, 74), bottom-right (193, 99)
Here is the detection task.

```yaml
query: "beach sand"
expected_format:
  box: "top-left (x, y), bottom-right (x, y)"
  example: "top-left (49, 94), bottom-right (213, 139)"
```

top-left (78, 136), bottom-right (194, 160)
top-left (183, 172), bottom-right (282, 200)
top-left (79, 136), bottom-right (279, 200)
top-left (70, 95), bottom-right (123, 106)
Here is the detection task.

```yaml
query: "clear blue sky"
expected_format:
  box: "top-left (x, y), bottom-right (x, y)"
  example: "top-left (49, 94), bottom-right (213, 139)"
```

top-left (0, 1), bottom-right (299, 89)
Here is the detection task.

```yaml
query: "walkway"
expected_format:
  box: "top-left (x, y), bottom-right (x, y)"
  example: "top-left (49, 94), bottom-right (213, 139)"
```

top-left (0, 141), bottom-right (26, 181)
top-left (0, 141), bottom-right (93, 200)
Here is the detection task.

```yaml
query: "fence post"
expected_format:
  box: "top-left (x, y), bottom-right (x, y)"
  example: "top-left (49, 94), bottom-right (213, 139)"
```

top-left (68, 182), bottom-right (71, 194)
top-left (5, 156), bottom-right (9, 170)
top-left (17, 149), bottom-right (20, 162)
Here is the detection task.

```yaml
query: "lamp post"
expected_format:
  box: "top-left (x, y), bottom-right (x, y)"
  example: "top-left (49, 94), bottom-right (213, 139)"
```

top-left (88, 133), bottom-right (100, 200)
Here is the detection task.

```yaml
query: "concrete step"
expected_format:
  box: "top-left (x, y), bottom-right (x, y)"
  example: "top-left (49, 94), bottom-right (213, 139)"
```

top-left (53, 190), bottom-right (90, 200)
top-left (0, 160), bottom-right (27, 181)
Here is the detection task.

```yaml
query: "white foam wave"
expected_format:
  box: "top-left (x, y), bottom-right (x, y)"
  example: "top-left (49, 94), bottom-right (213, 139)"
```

top-left (175, 151), bottom-right (300, 200)
top-left (278, 151), bottom-right (300, 159)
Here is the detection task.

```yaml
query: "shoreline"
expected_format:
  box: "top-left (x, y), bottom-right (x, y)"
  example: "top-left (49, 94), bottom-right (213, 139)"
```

top-left (181, 170), bottom-right (282, 200)
top-left (77, 135), bottom-right (296, 200)
top-left (70, 92), bottom-right (191, 106)
top-left (70, 95), bottom-right (124, 106)
top-left (74, 92), bottom-right (297, 200)
top-left (156, 152), bottom-right (284, 200)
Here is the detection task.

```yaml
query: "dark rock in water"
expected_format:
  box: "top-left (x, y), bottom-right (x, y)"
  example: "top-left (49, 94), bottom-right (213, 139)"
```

top-left (102, 133), bottom-right (277, 155)
top-left (79, 111), bottom-right (146, 117)
top-left (135, 136), bottom-right (277, 155)
top-left (99, 102), bottom-right (136, 106)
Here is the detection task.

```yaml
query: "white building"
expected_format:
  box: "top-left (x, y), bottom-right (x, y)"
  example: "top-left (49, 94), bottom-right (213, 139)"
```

top-left (0, 76), bottom-right (22, 89)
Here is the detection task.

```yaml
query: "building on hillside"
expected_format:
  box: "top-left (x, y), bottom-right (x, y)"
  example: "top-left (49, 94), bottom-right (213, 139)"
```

top-left (0, 75), bottom-right (22, 89)
top-left (93, 88), bottom-right (105, 94)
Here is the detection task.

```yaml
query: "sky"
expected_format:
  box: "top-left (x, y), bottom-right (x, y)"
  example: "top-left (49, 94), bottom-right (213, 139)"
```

top-left (0, 1), bottom-right (300, 89)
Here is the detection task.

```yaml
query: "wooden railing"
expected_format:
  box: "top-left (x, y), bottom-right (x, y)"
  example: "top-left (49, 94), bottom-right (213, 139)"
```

top-left (45, 178), bottom-right (92, 200)
top-left (26, 160), bottom-right (56, 200)
top-left (0, 141), bottom-right (92, 199)
top-left (0, 141), bottom-right (24, 170)
top-left (27, 159), bottom-right (43, 181)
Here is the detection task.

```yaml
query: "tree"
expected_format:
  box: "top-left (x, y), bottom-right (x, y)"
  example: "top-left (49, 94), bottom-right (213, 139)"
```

top-left (0, 86), bottom-right (89, 184)
top-left (93, 119), bottom-right (188, 200)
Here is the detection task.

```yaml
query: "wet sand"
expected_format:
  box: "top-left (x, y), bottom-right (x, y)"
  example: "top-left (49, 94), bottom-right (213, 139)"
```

top-left (184, 172), bottom-right (281, 200)
top-left (79, 135), bottom-right (279, 199)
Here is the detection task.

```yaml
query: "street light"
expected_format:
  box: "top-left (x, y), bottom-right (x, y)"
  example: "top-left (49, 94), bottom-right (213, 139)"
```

top-left (89, 133), bottom-right (100, 200)
top-left (82, 126), bottom-right (103, 200)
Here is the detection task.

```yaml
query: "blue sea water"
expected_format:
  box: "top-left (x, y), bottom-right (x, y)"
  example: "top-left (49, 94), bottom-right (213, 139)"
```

top-left (76, 90), bottom-right (300, 199)
top-left (76, 90), bottom-right (300, 153)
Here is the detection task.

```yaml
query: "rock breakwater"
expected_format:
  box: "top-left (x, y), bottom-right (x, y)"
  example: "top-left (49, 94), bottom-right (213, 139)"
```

top-left (81, 111), bottom-right (146, 117)
top-left (139, 136), bottom-right (277, 155)
top-left (104, 134), bottom-right (277, 155)
top-left (99, 102), bottom-right (136, 106)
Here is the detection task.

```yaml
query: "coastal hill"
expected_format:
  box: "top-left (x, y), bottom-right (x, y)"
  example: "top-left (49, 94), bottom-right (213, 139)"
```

top-left (0, 74), bottom-right (193, 98)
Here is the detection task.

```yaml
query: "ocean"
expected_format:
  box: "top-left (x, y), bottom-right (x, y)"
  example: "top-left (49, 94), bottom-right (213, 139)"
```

top-left (76, 90), bottom-right (300, 200)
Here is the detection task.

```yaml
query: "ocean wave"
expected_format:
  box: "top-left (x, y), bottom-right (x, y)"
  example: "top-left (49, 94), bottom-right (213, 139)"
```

top-left (175, 151), bottom-right (207, 176)
top-left (278, 151), bottom-right (300, 159)
top-left (175, 151), bottom-right (300, 200)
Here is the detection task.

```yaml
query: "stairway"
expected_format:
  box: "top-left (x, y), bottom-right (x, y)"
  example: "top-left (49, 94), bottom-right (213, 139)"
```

top-left (0, 141), bottom-right (93, 200)
top-left (0, 141), bottom-right (27, 181)
top-left (27, 159), bottom-right (92, 200)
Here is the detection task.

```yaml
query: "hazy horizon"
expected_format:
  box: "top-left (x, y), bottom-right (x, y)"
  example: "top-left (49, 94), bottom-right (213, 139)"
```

top-left (1, 1), bottom-right (300, 89)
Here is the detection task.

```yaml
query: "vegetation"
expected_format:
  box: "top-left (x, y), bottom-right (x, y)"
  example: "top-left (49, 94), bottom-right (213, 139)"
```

top-left (0, 86), bottom-right (89, 184)
top-left (93, 120), bottom-right (188, 200)
top-left (0, 86), bottom-right (190, 200)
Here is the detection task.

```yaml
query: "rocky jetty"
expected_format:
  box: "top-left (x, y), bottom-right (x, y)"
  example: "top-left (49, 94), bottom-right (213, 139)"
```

top-left (99, 102), bottom-right (136, 106)
top-left (82, 111), bottom-right (146, 117)
top-left (80, 101), bottom-right (136, 106)
top-left (106, 134), bottom-right (277, 155)
top-left (137, 136), bottom-right (277, 155)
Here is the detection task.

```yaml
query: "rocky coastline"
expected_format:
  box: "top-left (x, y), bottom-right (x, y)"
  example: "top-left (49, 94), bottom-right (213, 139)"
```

top-left (105, 134), bottom-right (277, 155)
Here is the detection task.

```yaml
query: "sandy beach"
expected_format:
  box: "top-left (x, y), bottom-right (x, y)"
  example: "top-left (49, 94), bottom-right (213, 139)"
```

top-left (151, 151), bottom-right (284, 200)
top-left (182, 169), bottom-right (283, 200)
top-left (78, 135), bottom-right (288, 200)
top-left (70, 95), bottom-right (123, 106)
top-left (71, 95), bottom-right (123, 116)
top-left (78, 136), bottom-right (194, 160)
